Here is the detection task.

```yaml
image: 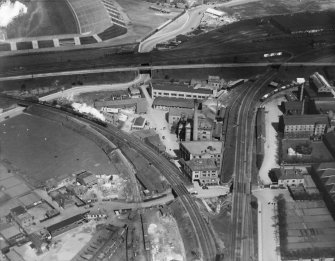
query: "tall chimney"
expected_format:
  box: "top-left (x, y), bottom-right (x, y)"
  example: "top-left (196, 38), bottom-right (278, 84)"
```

top-left (193, 101), bottom-right (198, 141)
top-left (300, 82), bottom-right (304, 101)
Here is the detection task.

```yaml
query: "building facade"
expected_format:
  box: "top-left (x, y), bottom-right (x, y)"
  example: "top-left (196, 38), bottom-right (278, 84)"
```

top-left (181, 158), bottom-right (220, 186)
top-left (309, 72), bottom-right (335, 97)
top-left (283, 114), bottom-right (329, 139)
top-left (276, 168), bottom-right (304, 187)
top-left (151, 82), bottom-right (212, 100)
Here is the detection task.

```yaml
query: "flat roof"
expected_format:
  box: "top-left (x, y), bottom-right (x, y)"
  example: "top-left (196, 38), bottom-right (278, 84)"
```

top-left (153, 82), bottom-right (212, 94)
top-left (152, 97), bottom-right (195, 109)
top-left (181, 141), bottom-right (222, 155)
top-left (133, 116), bottom-right (146, 127)
top-left (185, 158), bottom-right (218, 171)
top-left (169, 107), bottom-right (194, 117)
top-left (0, 224), bottom-right (21, 239)
top-left (283, 114), bottom-right (329, 126)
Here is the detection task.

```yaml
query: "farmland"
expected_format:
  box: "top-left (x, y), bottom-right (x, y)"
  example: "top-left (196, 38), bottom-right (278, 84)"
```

top-left (0, 114), bottom-right (113, 187)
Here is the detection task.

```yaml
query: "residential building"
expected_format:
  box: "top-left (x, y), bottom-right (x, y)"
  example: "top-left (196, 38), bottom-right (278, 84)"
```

top-left (152, 97), bottom-right (195, 110)
top-left (208, 75), bottom-right (225, 90)
top-left (311, 162), bottom-right (335, 219)
top-left (151, 82), bottom-right (213, 100)
top-left (181, 158), bottom-right (220, 186)
top-left (132, 116), bottom-right (146, 130)
top-left (180, 141), bottom-right (223, 165)
top-left (76, 171), bottom-right (98, 187)
top-left (168, 107), bottom-right (194, 124)
top-left (275, 168), bottom-right (304, 187)
top-left (10, 206), bottom-right (33, 227)
top-left (283, 114), bottom-right (329, 138)
top-left (309, 72), bottom-right (335, 97)
top-left (128, 86), bottom-right (141, 98)
top-left (94, 98), bottom-right (147, 114)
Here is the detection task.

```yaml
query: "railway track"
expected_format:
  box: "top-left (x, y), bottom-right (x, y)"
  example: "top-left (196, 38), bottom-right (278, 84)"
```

top-left (15, 102), bottom-right (217, 261)
top-left (230, 71), bottom-right (276, 261)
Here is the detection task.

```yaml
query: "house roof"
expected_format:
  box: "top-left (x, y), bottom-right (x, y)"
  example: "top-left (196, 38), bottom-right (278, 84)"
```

top-left (181, 141), bottom-right (222, 155)
top-left (152, 97), bottom-right (195, 109)
top-left (283, 114), bottom-right (329, 126)
top-left (152, 82), bottom-right (212, 94)
top-left (10, 205), bottom-right (26, 216)
top-left (77, 171), bottom-right (97, 184)
top-left (184, 158), bottom-right (218, 171)
top-left (133, 116), bottom-right (146, 127)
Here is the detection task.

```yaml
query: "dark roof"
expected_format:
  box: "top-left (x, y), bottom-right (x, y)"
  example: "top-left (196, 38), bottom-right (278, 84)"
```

top-left (314, 100), bottom-right (335, 113)
top-left (133, 116), bottom-right (146, 126)
top-left (152, 97), bottom-right (195, 109)
top-left (284, 101), bottom-right (304, 111)
top-left (10, 206), bottom-right (26, 216)
top-left (47, 213), bottom-right (87, 233)
top-left (324, 132), bottom-right (335, 156)
top-left (152, 82), bottom-right (212, 94)
top-left (283, 114), bottom-right (329, 126)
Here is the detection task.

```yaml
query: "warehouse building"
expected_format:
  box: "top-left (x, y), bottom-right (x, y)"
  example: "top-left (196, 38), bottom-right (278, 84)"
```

top-left (94, 98), bottom-right (147, 114)
top-left (168, 107), bottom-right (194, 124)
top-left (76, 171), bottom-right (98, 187)
top-left (152, 97), bottom-right (195, 110)
top-left (309, 72), bottom-right (335, 98)
top-left (151, 82), bottom-right (213, 100)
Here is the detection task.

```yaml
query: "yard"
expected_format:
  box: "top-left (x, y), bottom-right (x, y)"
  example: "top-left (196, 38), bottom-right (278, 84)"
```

top-left (0, 114), bottom-right (113, 187)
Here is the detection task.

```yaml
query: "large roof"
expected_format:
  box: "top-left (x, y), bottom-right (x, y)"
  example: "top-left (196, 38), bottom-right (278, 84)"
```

top-left (283, 114), bottom-right (329, 126)
top-left (169, 107), bottom-right (194, 117)
top-left (181, 141), bottom-right (222, 155)
top-left (47, 212), bottom-right (87, 234)
top-left (152, 82), bottom-right (212, 94)
top-left (324, 132), bottom-right (335, 156)
top-left (276, 168), bottom-right (304, 180)
top-left (133, 116), bottom-right (146, 127)
top-left (152, 97), bottom-right (195, 109)
top-left (185, 158), bottom-right (218, 171)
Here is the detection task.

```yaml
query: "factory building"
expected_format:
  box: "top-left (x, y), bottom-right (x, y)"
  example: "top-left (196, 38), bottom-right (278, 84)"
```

top-left (309, 72), bottom-right (335, 98)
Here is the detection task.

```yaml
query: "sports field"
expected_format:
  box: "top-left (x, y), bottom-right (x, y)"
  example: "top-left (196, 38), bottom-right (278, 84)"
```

top-left (5, 0), bottom-right (78, 39)
top-left (0, 114), bottom-right (113, 187)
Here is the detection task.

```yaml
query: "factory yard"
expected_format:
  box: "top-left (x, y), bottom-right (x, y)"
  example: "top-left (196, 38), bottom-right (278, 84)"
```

top-left (143, 209), bottom-right (186, 261)
top-left (0, 113), bottom-right (114, 187)
top-left (13, 220), bottom-right (97, 261)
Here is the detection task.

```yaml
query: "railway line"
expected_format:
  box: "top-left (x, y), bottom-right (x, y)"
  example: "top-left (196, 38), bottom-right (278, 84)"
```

top-left (13, 101), bottom-right (217, 261)
top-left (230, 71), bottom-right (276, 261)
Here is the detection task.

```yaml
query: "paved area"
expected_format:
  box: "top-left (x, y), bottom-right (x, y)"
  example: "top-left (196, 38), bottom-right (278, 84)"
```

top-left (254, 188), bottom-right (292, 261)
top-left (258, 97), bottom-right (285, 185)
top-left (194, 182), bottom-right (229, 198)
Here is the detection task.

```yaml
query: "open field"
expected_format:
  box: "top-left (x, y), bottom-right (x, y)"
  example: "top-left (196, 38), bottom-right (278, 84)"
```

top-left (0, 71), bottom-right (136, 96)
top-left (218, 0), bottom-right (335, 19)
top-left (0, 114), bottom-right (113, 187)
top-left (5, 0), bottom-right (78, 39)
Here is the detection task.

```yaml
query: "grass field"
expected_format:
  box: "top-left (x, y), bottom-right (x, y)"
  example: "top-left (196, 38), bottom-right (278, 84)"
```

top-left (5, 0), bottom-right (78, 39)
top-left (0, 114), bottom-right (113, 187)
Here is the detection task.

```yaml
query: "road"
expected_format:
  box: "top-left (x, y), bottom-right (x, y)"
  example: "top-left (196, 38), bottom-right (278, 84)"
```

top-left (39, 74), bottom-right (149, 101)
top-left (139, 6), bottom-right (206, 53)
top-left (2, 62), bottom-right (335, 81)
top-left (17, 102), bottom-right (217, 261)
top-left (230, 71), bottom-right (276, 261)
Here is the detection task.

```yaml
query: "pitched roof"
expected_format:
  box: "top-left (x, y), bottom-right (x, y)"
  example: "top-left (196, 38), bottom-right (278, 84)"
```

top-left (277, 168), bottom-right (304, 180)
top-left (47, 212), bottom-right (87, 234)
top-left (152, 82), bottom-right (212, 94)
top-left (283, 114), bottom-right (329, 126)
top-left (10, 206), bottom-right (26, 216)
top-left (169, 107), bottom-right (194, 117)
top-left (152, 97), bottom-right (195, 109)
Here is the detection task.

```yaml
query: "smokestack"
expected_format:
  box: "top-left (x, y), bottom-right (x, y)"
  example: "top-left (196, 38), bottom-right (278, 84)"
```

top-left (300, 82), bottom-right (304, 101)
top-left (193, 101), bottom-right (198, 141)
